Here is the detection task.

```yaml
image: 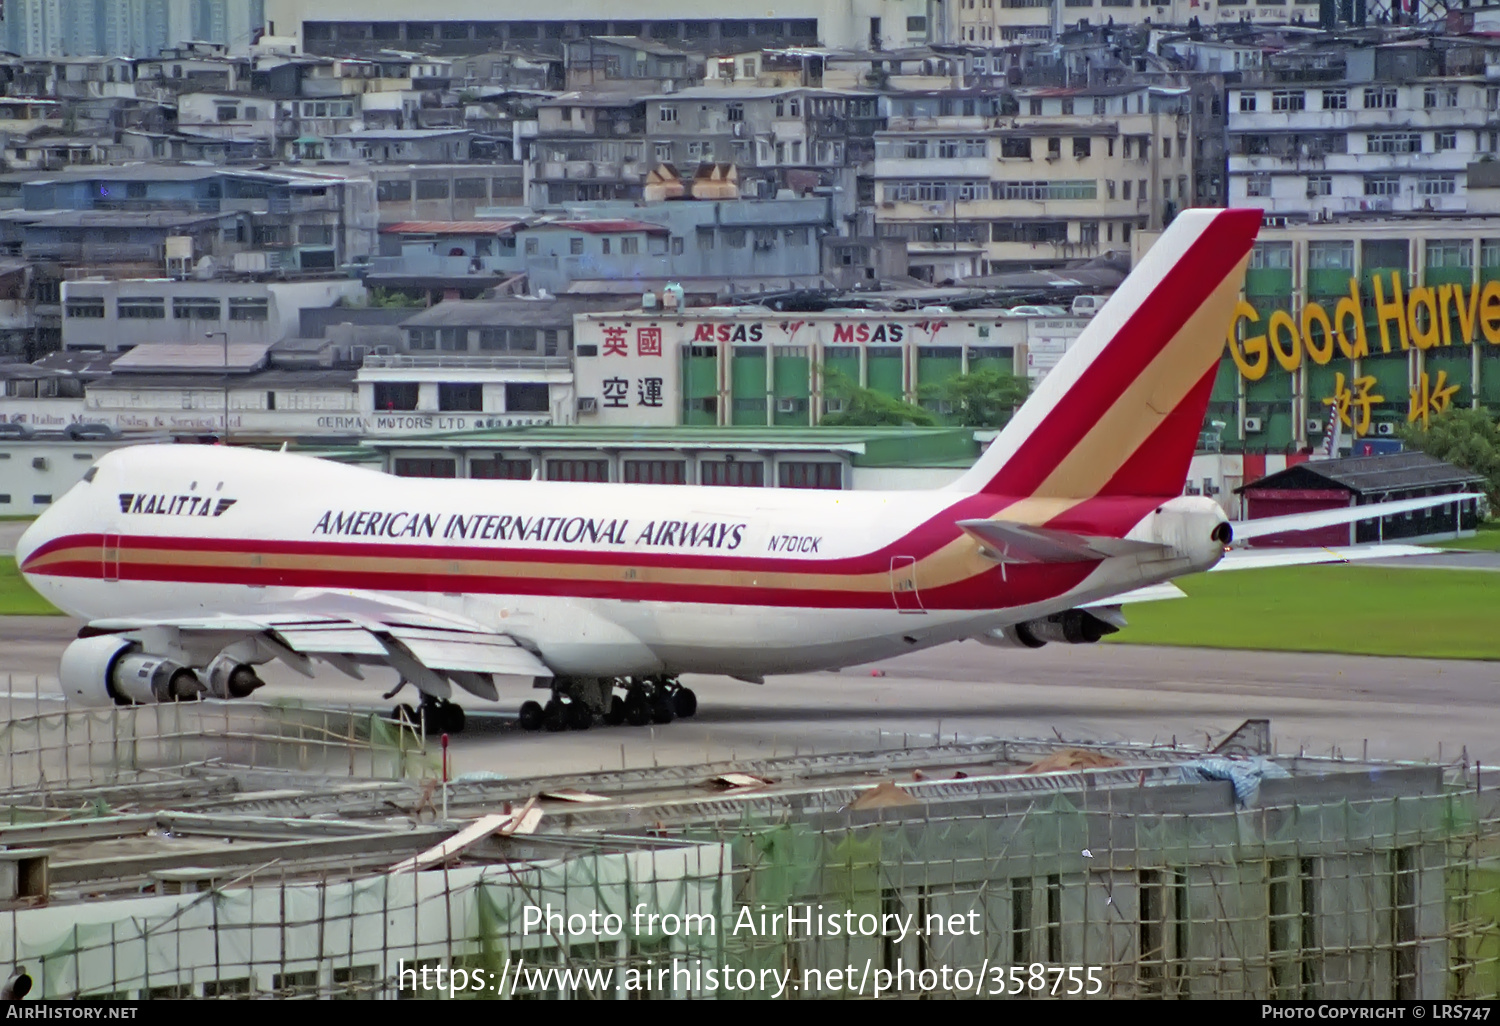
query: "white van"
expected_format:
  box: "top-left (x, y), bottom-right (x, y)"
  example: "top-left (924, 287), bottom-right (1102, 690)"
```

top-left (1071, 294), bottom-right (1110, 317)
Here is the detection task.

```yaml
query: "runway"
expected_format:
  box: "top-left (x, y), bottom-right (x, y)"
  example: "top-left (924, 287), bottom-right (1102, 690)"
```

top-left (0, 615), bottom-right (1493, 779)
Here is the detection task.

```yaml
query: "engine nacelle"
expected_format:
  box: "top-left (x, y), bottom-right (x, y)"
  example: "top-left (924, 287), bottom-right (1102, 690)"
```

top-left (1147, 495), bottom-right (1232, 570)
top-left (977, 609), bottom-right (1119, 648)
top-left (204, 655), bottom-right (265, 700)
top-left (59, 635), bottom-right (203, 707)
top-left (976, 623), bottom-right (1048, 649)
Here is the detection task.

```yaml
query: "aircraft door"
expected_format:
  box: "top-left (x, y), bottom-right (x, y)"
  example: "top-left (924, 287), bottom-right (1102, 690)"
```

top-left (102, 533), bottom-right (120, 583)
top-left (890, 555), bottom-right (924, 613)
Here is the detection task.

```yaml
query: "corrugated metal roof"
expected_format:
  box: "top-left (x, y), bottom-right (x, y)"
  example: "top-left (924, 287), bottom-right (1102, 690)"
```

top-left (381, 220), bottom-right (519, 236)
top-left (110, 341), bottom-right (273, 374)
top-left (1240, 451), bottom-right (1485, 496)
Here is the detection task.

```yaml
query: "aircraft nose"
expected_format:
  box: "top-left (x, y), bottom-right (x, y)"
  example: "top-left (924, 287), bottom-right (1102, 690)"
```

top-left (15, 501), bottom-right (58, 572)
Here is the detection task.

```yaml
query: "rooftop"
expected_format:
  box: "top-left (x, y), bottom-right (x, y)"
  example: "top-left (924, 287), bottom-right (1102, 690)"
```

top-left (1240, 451), bottom-right (1487, 495)
top-left (381, 220), bottom-right (520, 236)
top-left (397, 297), bottom-right (599, 329)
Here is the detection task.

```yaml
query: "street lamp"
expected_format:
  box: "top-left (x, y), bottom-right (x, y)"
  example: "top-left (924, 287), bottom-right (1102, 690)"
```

top-left (205, 331), bottom-right (229, 444)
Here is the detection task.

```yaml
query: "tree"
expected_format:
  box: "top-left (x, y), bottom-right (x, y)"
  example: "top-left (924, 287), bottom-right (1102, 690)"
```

top-left (919, 368), bottom-right (1030, 428)
top-left (820, 369), bottom-right (936, 427)
top-left (1399, 406), bottom-right (1500, 508)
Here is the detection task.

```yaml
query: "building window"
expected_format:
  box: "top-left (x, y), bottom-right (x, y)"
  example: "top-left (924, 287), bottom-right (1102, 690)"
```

top-left (471, 458), bottom-right (533, 480)
top-left (454, 177), bottom-right (487, 198)
top-left (621, 237), bottom-right (640, 254)
top-left (546, 459), bottom-right (608, 482)
top-left (1306, 175), bottom-right (1332, 196)
top-left (116, 298), bottom-right (164, 319)
top-left (1321, 89), bottom-right (1347, 110)
top-left (171, 297), bottom-right (220, 321)
top-left (701, 459), bottom-right (764, 487)
top-left (408, 328), bottom-right (436, 350)
top-left (1366, 133), bottom-right (1422, 155)
top-left (658, 105), bottom-right (678, 123)
top-left (1249, 241), bottom-right (1292, 270)
top-left (779, 461), bottom-right (842, 489)
top-left (415, 179), bottom-right (450, 200)
top-left (1364, 175), bottom-right (1401, 197)
top-left (990, 180), bottom-right (1097, 200)
top-left (228, 297), bottom-right (269, 321)
top-left (1424, 86), bottom-right (1460, 109)
top-left (1072, 137), bottom-right (1091, 159)
top-left (525, 238), bottom-right (539, 255)
top-left (394, 458), bottom-right (456, 478)
top-left (569, 237), bottom-right (584, 255)
top-left (1000, 137), bottom-right (1031, 159)
top-left (1245, 175), bottom-right (1271, 198)
top-left (505, 382), bottom-right (549, 412)
top-left (1418, 175), bottom-right (1456, 196)
top-left (439, 328), bottom-right (467, 351)
top-left (623, 460), bottom-right (687, 484)
top-left (1426, 239), bottom-right (1473, 269)
top-left (1271, 90), bottom-right (1305, 112)
top-left (1363, 87), bottom-right (1398, 110)
top-left (478, 327), bottom-right (537, 351)
top-left (64, 299), bottom-right (105, 318)
top-left (1309, 240), bottom-right (1353, 270)
top-left (438, 383), bottom-right (483, 411)
top-left (1238, 93), bottom-right (1257, 112)
top-left (374, 382), bottom-right (419, 411)
top-left (299, 224), bottom-right (333, 246)
top-left (1435, 131), bottom-right (1458, 152)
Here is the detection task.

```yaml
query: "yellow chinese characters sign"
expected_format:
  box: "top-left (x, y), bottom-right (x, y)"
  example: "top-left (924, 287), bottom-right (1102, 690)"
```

top-left (1323, 372), bottom-right (1382, 437)
top-left (1232, 273), bottom-right (1486, 436)
top-left (1227, 273), bottom-right (1500, 379)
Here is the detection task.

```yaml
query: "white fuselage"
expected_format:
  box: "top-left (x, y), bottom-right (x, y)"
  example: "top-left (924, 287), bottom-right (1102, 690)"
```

top-left (18, 445), bottom-right (1216, 681)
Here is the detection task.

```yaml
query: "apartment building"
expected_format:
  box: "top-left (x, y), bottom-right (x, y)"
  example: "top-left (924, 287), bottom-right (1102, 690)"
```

top-left (873, 84), bottom-right (1194, 278)
top-left (1227, 41), bottom-right (1500, 220)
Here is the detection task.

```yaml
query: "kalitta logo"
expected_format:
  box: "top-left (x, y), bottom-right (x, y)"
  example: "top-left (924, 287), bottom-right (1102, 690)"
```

top-left (118, 493), bottom-right (237, 517)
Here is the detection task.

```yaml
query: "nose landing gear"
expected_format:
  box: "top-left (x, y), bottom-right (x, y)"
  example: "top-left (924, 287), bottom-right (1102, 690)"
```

top-left (514, 675), bottom-right (698, 732)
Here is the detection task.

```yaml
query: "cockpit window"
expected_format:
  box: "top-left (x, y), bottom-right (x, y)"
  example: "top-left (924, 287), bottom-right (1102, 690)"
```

top-left (82, 466), bottom-right (97, 483)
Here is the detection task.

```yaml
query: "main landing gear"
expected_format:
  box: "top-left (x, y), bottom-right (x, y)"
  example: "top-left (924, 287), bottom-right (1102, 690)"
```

top-left (516, 675), bottom-right (698, 733)
top-left (389, 693), bottom-right (467, 735)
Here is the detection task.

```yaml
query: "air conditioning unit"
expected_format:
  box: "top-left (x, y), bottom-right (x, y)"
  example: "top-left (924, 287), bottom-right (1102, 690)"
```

top-left (31, 457), bottom-right (47, 470)
top-left (1375, 422), bottom-right (1396, 436)
top-left (776, 398), bottom-right (798, 413)
top-left (1243, 416), bottom-right (1264, 434)
top-left (578, 397), bottom-right (598, 414)
top-left (1306, 417), bottom-right (1324, 434)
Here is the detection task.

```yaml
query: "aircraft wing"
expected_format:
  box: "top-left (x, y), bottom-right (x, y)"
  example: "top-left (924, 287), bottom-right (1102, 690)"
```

top-left (80, 588), bottom-right (552, 699)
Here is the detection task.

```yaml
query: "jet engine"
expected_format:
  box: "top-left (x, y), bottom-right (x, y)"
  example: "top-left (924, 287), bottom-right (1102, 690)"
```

top-left (977, 609), bottom-right (1120, 649)
top-left (59, 635), bottom-right (204, 707)
top-left (204, 655), bottom-right (266, 700)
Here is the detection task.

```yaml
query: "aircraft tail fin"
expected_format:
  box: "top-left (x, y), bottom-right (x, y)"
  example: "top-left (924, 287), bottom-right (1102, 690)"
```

top-left (951, 208), bottom-right (1261, 501)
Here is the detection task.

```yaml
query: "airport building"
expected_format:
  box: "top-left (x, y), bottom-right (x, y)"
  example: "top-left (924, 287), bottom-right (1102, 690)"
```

top-left (1136, 216), bottom-right (1500, 455)
top-left (573, 307), bottom-right (1085, 428)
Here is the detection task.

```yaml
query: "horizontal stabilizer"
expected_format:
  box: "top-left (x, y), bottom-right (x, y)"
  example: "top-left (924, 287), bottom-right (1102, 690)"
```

top-left (958, 519), bottom-right (1168, 564)
top-left (1231, 493), bottom-right (1478, 542)
top-left (1212, 543), bottom-right (1432, 572)
top-left (1087, 582), bottom-right (1189, 607)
